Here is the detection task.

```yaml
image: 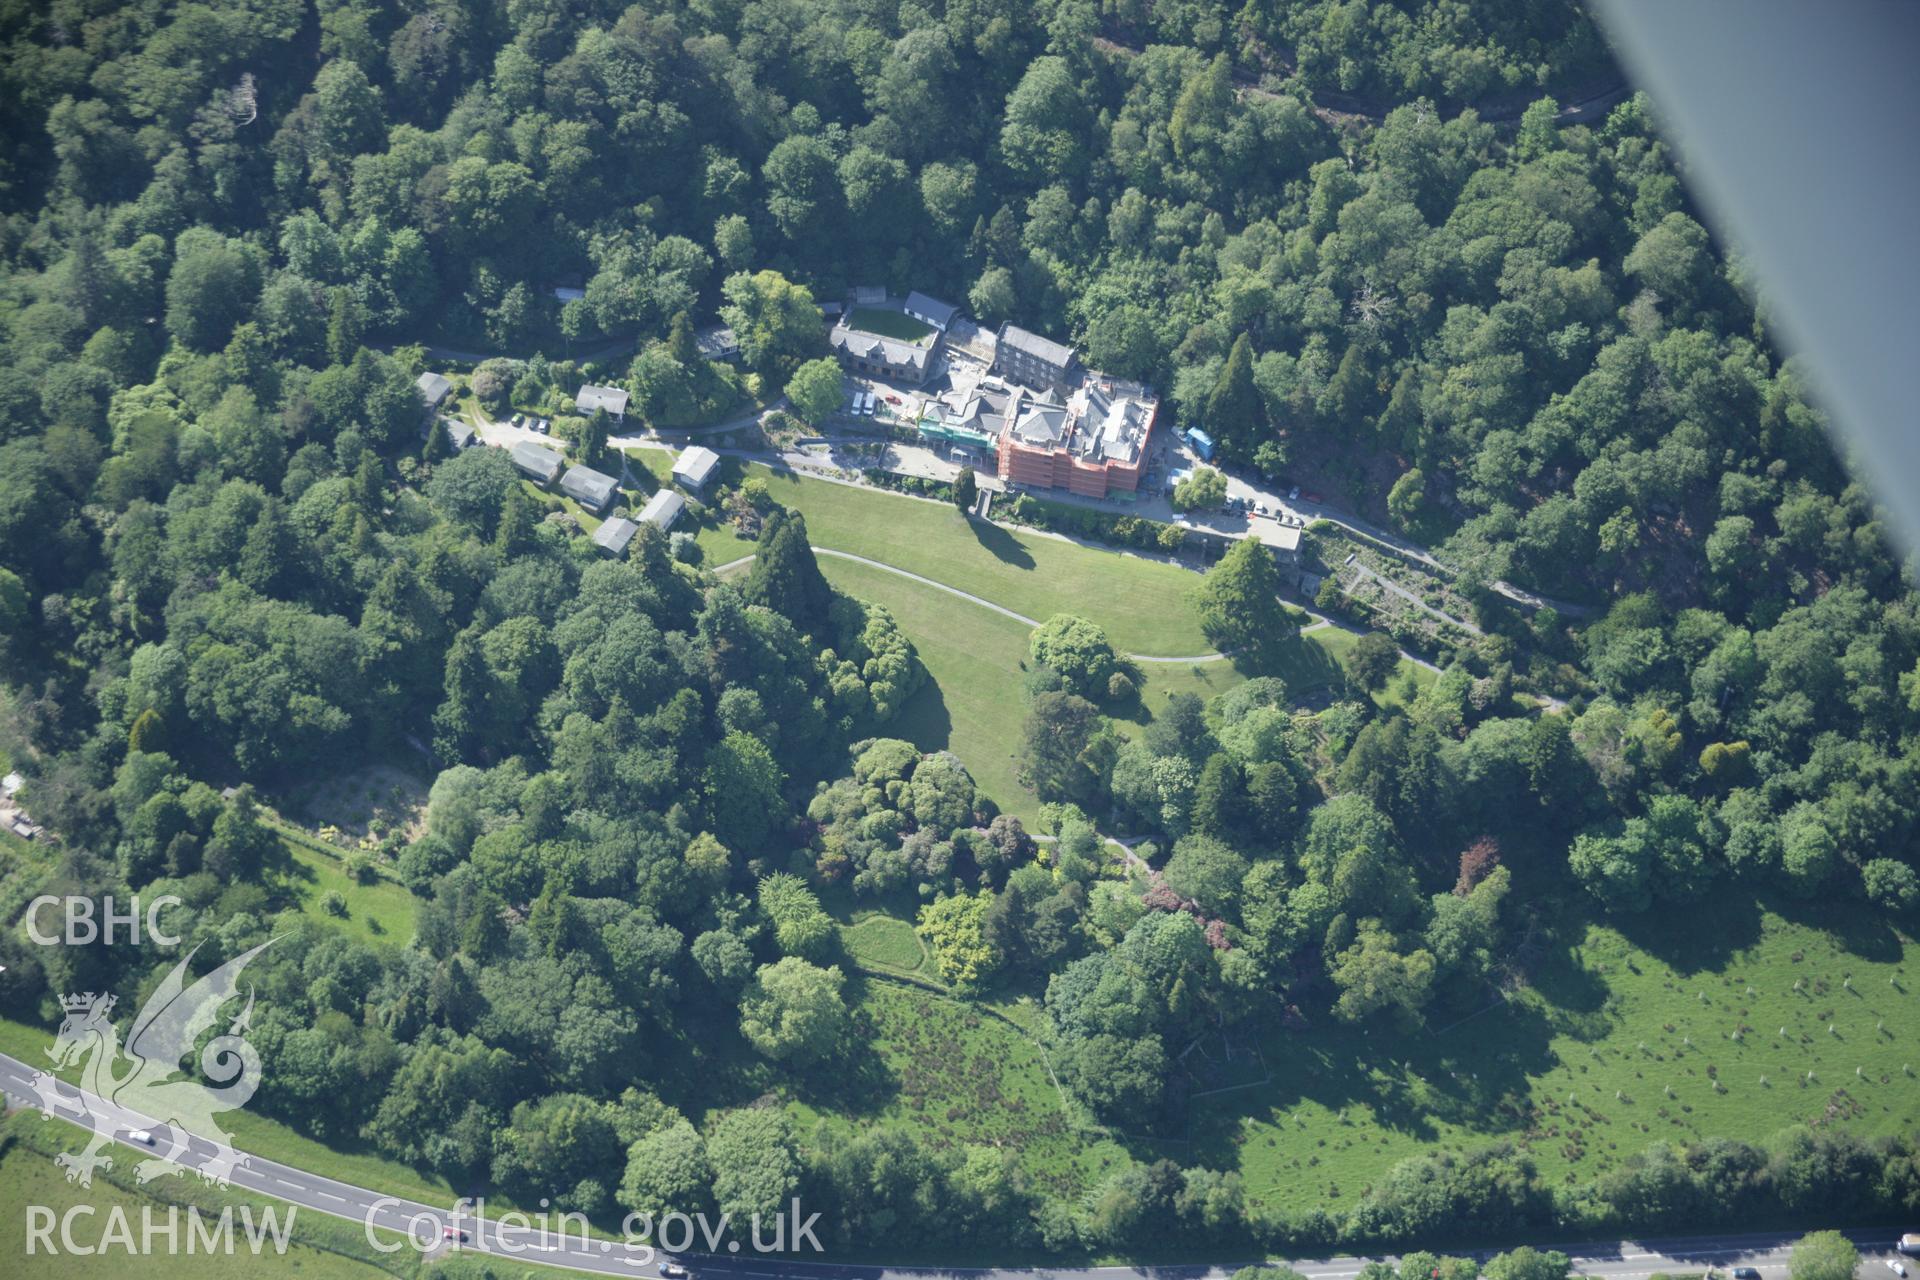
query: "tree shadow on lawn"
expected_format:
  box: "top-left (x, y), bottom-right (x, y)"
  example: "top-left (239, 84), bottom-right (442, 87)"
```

top-left (1604, 892), bottom-right (1769, 977)
top-left (1761, 889), bottom-right (1906, 964)
top-left (1232, 632), bottom-right (1346, 694)
top-left (883, 676), bottom-right (955, 757)
top-left (1173, 996), bottom-right (1565, 1169)
top-left (966, 513), bottom-right (1036, 570)
top-left (644, 991), bottom-right (901, 1124)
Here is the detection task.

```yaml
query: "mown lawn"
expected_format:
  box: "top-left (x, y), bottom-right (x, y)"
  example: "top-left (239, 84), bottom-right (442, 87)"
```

top-left (268, 839), bottom-right (418, 948)
top-left (756, 467), bottom-right (1216, 656)
top-left (840, 913), bottom-right (929, 977)
top-left (819, 555), bottom-right (1037, 822)
top-left (1186, 898), bottom-right (1918, 1215)
top-left (846, 308), bottom-right (935, 343)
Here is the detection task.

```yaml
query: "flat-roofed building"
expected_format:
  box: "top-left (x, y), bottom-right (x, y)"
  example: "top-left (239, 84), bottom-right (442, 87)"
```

top-left (994, 373), bottom-right (1159, 498)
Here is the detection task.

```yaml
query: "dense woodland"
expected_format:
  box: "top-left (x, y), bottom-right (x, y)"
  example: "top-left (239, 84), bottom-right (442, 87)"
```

top-left (1, 0), bottom-right (1918, 1261)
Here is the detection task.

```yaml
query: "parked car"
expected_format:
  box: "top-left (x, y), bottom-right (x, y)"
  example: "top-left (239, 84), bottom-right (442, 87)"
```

top-left (1287, 485), bottom-right (1301, 500)
top-left (1303, 491), bottom-right (1323, 503)
top-left (1887, 1262), bottom-right (1908, 1278)
top-left (885, 393), bottom-right (902, 405)
top-left (1732, 1267), bottom-right (1761, 1278)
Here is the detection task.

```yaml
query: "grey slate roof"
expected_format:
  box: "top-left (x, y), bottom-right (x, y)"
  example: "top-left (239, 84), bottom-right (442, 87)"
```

top-left (638, 488), bottom-right (685, 530)
top-left (998, 324), bottom-right (1075, 370)
top-left (445, 420), bottom-right (477, 448)
top-left (904, 291), bottom-right (960, 330)
top-left (575, 383), bottom-right (630, 417)
top-left (592, 516), bottom-right (639, 556)
top-left (415, 371), bottom-right (454, 407)
top-left (559, 464), bottom-right (621, 512)
top-left (510, 440), bottom-right (566, 484)
top-left (830, 324), bottom-right (931, 375)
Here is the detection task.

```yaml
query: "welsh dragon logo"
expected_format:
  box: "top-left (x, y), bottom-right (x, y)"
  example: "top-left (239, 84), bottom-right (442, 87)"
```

top-left (29, 939), bottom-right (273, 1188)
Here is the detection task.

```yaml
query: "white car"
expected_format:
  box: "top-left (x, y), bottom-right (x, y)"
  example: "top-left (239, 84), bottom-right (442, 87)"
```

top-left (1887, 1262), bottom-right (1908, 1278)
top-left (659, 1263), bottom-right (690, 1278)
top-left (128, 1129), bottom-right (155, 1146)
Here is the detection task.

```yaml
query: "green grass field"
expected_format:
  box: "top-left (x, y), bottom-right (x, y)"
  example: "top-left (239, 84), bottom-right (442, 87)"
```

top-left (819, 555), bottom-right (1038, 820)
top-left (758, 468), bottom-right (1216, 656)
top-left (271, 840), bottom-right (417, 947)
top-left (840, 913), bottom-right (931, 978)
top-left (1177, 898), bottom-right (1918, 1214)
top-left (846, 308), bottom-right (935, 343)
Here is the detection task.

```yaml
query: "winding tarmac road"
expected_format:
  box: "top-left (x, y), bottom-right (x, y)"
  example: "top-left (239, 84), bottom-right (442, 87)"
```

top-left (4, 1049), bottom-right (1910, 1280)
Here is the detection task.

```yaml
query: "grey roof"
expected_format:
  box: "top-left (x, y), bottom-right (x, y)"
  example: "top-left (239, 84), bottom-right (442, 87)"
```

top-left (1070, 379), bottom-right (1155, 466)
top-left (672, 446), bottom-right (720, 487)
top-left (904, 291), bottom-right (960, 329)
top-left (830, 323), bottom-right (931, 374)
top-left (510, 440), bottom-right (566, 483)
top-left (559, 464), bottom-right (621, 512)
top-left (695, 325), bottom-right (739, 359)
top-left (446, 420), bottom-right (477, 448)
top-left (592, 516), bottom-right (639, 555)
top-left (415, 371), bottom-right (454, 406)
top-left (575, 383), bottom-right (630, 416)
top-left (852, 284), bottom-right (887, 305)
top-left (998, 324), bottom-right (1075, 371)
top-left (1009, 391), bottom-right (1069, 447)
top-left (638, 488), bottom-right (685, 530)
top-left (937, 382), bottom-right (1013, 436)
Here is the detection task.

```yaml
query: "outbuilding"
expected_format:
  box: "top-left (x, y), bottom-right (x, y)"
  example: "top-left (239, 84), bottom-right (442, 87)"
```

top-left (904, 291), bottom-right (960, 331)
top-left (415, 370), bottom-right (454, 413)
top-left (559, 464), bottom-right (621, 515)
top-left (510, 440), bottom-right (566, 485)
top-left (638, 488), bottom-right (686, 531)
top-left (672, 445), bottom-right (721, 493)
top-left (574, 383), bottom-right (630, 423)
top-left (592, 516), bottom-right (639, 557)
